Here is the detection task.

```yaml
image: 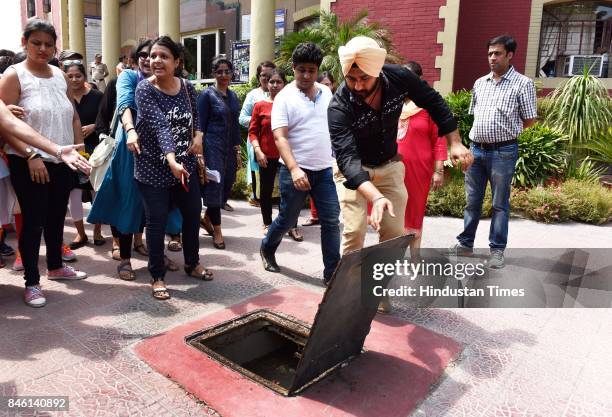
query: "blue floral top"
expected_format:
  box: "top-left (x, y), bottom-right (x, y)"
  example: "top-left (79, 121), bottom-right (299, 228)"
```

top-left (134, 79), bottom-right (200, 188)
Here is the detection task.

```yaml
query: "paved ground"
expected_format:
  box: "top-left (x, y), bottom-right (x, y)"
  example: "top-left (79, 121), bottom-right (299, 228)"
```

top-left (0, 200), bottom-right (611, 417)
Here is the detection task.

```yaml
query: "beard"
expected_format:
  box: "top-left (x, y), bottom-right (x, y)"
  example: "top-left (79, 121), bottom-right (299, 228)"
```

top-left (351, 79), bottom-right (379, 101)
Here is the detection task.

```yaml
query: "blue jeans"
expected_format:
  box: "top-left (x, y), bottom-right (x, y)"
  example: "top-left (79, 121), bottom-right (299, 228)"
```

top-left (262, 165), bottom-right (340, 280)
top-left (458, 142), bottom-right (518, 250)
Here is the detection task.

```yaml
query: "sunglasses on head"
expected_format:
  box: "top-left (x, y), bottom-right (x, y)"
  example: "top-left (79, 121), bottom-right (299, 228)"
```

top-left (63, 59), bottom-right (82, 66)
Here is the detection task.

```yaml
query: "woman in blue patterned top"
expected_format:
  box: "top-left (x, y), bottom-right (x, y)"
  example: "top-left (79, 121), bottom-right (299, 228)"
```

top-left (197, 55), bottom-right (241, 250)
top-left (135, 36), bottom-right (213, 300)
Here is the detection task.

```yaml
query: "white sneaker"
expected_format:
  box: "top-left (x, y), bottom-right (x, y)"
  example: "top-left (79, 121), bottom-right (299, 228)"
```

top-left (24, 285), bottom-right (46, 307)
top-left (47, 265), bottom-right (87, 280)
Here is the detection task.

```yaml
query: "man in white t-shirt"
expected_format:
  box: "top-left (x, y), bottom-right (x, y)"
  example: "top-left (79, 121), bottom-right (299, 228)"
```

top-left (260, 43), bottom-right (340, 284)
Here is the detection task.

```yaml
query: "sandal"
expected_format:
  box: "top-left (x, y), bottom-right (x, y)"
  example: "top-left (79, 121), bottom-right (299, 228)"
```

top-left (184, 264), bottom-right (214, 281)
top-left (165, 256), bottom-right (179, 272)
top-left (200, 215), bottom-right (214, 236)
top-left (133, 243), bottom-right (148, 256)
top-left (302, 217), bottom-right (319, 227)
top-left (222, 202), bottom-right (234, 212)
top-left (151, 280), bottom-right (170, 300)
top-left (288, 228), bottom-right (304, 242)
top-left (117, 260), bottom-right (136, 281)
top-left (94, 237), bottom-right (106, 246)
top-left (167, 239), bottom-right (182, 252)
top-left (111, 246), bottom-right (121, 261)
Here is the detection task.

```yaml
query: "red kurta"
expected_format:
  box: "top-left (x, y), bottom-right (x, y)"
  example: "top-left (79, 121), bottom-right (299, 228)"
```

top-left (397, 109), bottom-right (447, 230)
top-left (248, 100), bottom-right (280, 159)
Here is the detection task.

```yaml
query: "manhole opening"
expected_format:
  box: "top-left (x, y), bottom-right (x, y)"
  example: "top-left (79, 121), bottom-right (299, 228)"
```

top-left (186, 310), bottom-right (311, 396)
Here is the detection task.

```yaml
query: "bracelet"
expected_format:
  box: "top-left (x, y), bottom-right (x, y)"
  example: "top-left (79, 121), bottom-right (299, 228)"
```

top-left (27, 152), bottom-right (41, 161)
top-left (55, 145), bottom-right (63, 160)
top-left (126, 127), bottom-right (135, 134)
top-left (434, 169), bottom-right (443, 174)
top-left (373, 196), bottom-right (386, 203)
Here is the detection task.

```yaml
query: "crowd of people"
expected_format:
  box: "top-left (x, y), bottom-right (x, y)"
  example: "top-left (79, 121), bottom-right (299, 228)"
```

top-left (1, 17), bottom-right (536, 311)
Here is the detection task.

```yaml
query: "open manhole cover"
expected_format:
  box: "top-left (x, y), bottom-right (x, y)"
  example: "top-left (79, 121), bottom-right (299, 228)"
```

top-left (186, 235), bottom-right (412, 396)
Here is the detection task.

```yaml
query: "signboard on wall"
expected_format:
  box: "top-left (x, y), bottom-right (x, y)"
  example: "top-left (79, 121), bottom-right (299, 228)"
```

top-left (231, 38), bottom-right (281, 83)
top-left (84, 16), bottom-right (102, 80)
top-left (241, 9), bottom-right (285, 40)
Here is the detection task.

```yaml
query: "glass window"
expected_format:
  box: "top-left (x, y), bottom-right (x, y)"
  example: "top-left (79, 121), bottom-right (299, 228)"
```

top-left (181, 30), bottom-right (225, 81)
top-left (27, 0), bottom-right (36, 17)
top-left (537, 1), bottom-right (612, 78)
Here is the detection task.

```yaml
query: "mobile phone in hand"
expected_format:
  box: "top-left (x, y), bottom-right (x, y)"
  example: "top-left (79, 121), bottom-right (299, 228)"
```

top-left (181, 172), bottom-right (189, 192)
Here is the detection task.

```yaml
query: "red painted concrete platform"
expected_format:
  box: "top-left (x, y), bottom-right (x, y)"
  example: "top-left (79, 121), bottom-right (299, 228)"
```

top-left (134, 286), bottom-right (462, 417)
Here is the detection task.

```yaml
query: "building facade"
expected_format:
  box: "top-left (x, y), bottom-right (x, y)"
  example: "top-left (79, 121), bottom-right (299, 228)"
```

top-left (19, 0), bottom-right (612, 93)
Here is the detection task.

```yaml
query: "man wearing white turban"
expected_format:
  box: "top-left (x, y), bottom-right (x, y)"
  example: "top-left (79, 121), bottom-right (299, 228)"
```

top-left (329, 36), bottom-right (473, 308)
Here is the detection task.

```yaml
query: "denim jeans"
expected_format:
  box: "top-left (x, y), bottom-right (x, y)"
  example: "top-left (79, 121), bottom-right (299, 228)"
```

top-left (137, 174), bottom-right (202, 280)
top-left (262, 165), bottom-right (340, 280)
top-left (458, 142), bottom-right (518, 250)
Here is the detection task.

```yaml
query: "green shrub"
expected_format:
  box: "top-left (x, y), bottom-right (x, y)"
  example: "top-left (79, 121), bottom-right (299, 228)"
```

top-left (514, 125), bottom-right (567, 187)
top-left (426, 176), bottom-right (491, 218)
top-left (510, 187), bottom-right (566, 223)
top-left (561, 180), bottom-right (612, 225)
top-left (444, 90), bottom-right (473, 147)
top-left (231, 166), bottom-right (251, 200)
top-left (510, 181), bottom-right (612, 224)
top-left (544, 68), bottom-right (612, 148)
top-left (564, 156), bottom-right (606, 184)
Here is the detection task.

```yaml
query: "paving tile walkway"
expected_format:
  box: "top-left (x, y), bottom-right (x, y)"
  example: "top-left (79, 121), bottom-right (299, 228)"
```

top-left (0, 200), bottom-right (611, 417)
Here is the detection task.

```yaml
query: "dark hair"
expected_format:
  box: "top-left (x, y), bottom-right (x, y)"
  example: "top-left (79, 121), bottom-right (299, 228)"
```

top-left (132, 39), bottom-right (153, 61)
top-left (404, 61), bottom-right (423, 77)
top-left (256, 60), bottom-right (276, 79)
top-left (0, 49), bottom-right (15, 58)
top-left (0, 56), bottom-right (13, 73)
top-left (269, 69), bottom-right (287, 84)
top-left (63, 62), bottom-right (87, 77)
top-left (23, 18), bottom-right (57, 42)
top-left (174, 42), bottom-right (185, 77)
top-left (13, 52), bottom-right (26, 64)
top-left (151, 36), bottom-right (180, 59)
top-left (48, 57), bottom-right (59, 67)
top-left (291, 42), bottom-right (323, 67)
top-left (317, 71), bottom-right (334, 84)
top-left (487, 35), bottom-right (517, 54)
top-left (212, 54), bottom-right (233, 73)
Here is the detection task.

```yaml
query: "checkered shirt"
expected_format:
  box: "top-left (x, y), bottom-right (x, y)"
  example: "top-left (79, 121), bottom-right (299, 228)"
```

top-left (468, 66), bottom-right (537, 143)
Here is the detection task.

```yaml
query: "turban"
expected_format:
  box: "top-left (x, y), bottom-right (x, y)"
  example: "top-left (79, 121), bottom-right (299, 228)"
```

top-left (338, 36), bottom-right (387, 77)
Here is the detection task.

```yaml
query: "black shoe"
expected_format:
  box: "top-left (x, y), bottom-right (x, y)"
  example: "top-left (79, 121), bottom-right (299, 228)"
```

top-left (260, 246), bottom-right (280, 273)
top-left (0, 242), bottom-right (15, 257)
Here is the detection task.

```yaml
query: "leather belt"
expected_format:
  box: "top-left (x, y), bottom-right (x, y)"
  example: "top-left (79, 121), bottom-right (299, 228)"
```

top-left (471, 139), bottom-right (517, 150)
top-left (363, 153), bottom-right (403, 168)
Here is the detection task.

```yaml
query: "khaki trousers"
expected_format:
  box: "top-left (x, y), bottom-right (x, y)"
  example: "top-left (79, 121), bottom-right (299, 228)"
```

top-left (334, 160), bottom-right (407, 255)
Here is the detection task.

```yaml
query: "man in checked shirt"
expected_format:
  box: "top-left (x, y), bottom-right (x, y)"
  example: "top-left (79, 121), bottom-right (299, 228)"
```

top-left (451, 35), bottom-right (537, 268)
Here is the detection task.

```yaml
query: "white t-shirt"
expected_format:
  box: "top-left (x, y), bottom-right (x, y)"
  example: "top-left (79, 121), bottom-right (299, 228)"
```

top-left (271, 81), bottom-right (334, 171)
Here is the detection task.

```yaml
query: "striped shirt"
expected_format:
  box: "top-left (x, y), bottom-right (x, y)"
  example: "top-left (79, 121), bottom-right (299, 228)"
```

top-left (468, 66), bottom-right (537, 143)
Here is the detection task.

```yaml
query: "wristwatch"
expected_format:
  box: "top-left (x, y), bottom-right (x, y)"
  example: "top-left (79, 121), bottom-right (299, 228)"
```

top-left (24, 147), bottom-right (34, 158)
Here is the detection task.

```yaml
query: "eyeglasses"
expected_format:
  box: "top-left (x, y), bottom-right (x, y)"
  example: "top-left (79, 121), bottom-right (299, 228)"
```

top-left (138, 51), bottom-right (149, 59)
top-left (62, 59), bottom-right (82, 66)
top-left (215, 69), bottom-right (232, 75)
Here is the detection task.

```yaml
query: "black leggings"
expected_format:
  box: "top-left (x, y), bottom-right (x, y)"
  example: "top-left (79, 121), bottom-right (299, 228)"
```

top-left (8, 155), bottom-right (73, 287)
top-left (206, 207), bottom-right (221, 226)
top-left (259, 158), bottom-right (279, 225)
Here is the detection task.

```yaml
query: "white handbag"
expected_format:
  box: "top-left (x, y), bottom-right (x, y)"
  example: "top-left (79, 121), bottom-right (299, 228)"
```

top-left (89, 109), bottom-right (119, 191)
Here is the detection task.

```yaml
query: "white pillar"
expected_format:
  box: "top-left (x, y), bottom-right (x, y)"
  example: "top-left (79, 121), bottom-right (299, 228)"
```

top-left (249, 0), bottom-right (275, 81)
top-left (158, 0), bottom-right (180, 41)
top-left (102, 0), bottom-right (121, 81)
top-left (68, 0), bottom-right (85, 56)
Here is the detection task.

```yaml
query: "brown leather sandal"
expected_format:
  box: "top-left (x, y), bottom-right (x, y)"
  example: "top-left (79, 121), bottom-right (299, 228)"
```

top-left (184, 264), bottom-right (214, 281)
top-left (151, 280), bottom-right (170, 300)
top-left (117, 260), bottom-right (136, 281)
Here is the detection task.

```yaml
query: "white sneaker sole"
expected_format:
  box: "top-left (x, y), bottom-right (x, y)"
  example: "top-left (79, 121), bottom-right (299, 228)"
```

top-left (47, 273), bottom-right (87, 280)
